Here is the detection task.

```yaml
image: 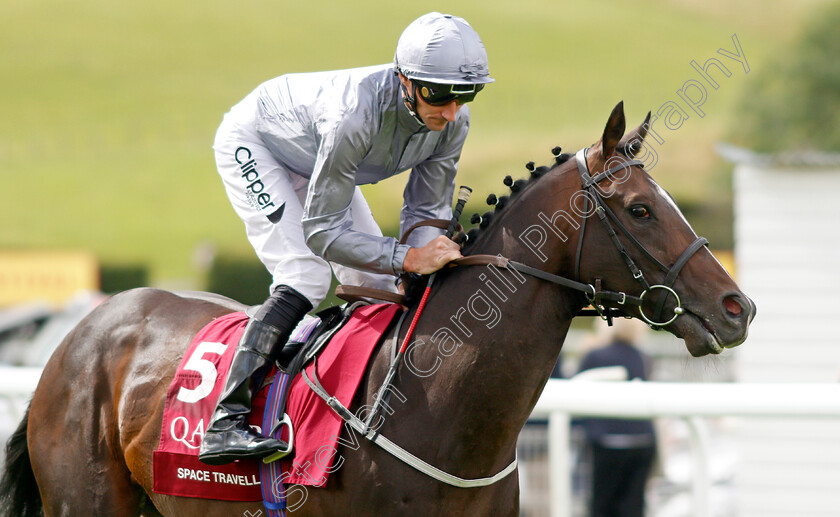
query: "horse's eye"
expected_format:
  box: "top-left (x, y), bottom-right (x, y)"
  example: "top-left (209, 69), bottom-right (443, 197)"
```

top-left (630, 205), bottom-right (650, 218)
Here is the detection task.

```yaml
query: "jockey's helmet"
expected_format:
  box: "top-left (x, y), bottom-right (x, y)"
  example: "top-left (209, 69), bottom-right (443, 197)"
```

top-left (394, 12), bottom-right (494, 87)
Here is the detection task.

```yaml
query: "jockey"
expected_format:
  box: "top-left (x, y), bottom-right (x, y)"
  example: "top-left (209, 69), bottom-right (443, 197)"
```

top-left (199, 12), bottom-right (494, 465)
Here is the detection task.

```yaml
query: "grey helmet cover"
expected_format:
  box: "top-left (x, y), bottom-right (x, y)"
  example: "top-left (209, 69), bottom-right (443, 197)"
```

top-left (394, 12), bottom-right (494, 85)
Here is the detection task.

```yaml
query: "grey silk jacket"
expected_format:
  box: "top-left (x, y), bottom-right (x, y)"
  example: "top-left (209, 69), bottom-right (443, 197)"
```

top-left (252, 63), bottom-right (469, 275)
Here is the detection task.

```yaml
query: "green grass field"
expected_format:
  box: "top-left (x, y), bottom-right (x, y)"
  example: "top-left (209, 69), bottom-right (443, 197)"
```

top-left (1, 0), bottom-right (830, 288)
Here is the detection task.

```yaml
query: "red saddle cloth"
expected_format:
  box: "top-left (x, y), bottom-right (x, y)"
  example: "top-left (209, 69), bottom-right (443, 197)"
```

top-left (153, 303), bottom-right (400, 500)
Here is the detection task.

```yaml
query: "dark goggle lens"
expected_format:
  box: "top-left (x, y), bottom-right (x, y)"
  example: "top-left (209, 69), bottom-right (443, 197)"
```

top-left (415, 82), bottom-right (484, 106)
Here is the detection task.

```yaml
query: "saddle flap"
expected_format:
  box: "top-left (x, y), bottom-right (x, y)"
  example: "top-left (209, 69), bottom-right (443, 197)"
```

top-left (276, 302), bottom-right (365, 375)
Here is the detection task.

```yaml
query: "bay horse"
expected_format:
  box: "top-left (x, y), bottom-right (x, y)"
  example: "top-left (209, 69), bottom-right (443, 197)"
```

top-left (1, 102), bottom-right (754, 517)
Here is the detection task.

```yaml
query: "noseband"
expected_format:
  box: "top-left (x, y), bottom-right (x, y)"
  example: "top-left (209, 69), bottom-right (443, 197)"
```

top-left (572, 148), bottom-right (708, 326)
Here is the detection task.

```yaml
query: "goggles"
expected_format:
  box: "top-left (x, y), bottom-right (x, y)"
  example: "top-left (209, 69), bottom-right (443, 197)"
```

top-left (413, 80), bottom-right (484, 106)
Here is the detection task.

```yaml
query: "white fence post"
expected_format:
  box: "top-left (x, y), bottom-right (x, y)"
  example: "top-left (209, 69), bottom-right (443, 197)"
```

top-left (548, 411), bottom-right (572, 517)
top-left (686, 416), bottom-right (711, 517)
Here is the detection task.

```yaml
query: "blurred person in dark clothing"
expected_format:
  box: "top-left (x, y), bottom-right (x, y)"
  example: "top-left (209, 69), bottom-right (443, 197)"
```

top-left (576, 319), bottom-right (656, 517)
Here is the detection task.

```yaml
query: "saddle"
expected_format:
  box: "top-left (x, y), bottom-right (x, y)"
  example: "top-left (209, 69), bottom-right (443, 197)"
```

top-left (275, 302), bottom-right (361, 372)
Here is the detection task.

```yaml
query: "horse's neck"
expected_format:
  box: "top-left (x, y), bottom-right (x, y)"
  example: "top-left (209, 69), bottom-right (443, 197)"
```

top-left (423, 267), bottom-right (576, 406)
top-left (394, 269), bottom-right (575, 475)
top-left (372, 167), bottom-right (586, 475)
top-left (432, 167), bottom-right (583, 388)
top-left (399, 171), bottom-right (585, 469)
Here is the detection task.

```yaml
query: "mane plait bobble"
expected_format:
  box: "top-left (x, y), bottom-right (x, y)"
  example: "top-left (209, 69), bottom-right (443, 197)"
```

top-left (532, 166), bottom-right (549, 178)
top-left (463, 143), bottom-right (568, 254)
top-left (552, 145), bottom-right (573, 164)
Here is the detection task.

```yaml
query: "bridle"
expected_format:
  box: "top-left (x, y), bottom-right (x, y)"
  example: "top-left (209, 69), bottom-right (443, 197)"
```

top-left (570, 147), bottom-right (708, 326)
top-left (433, 147), bottom-right (707, 327)
top-left (341, 147), bottom-right (710, 328)
top-left (318, 148), bottom-right (711, 489)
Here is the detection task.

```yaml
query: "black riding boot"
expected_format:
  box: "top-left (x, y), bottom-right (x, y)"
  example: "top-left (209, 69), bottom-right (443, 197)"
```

top-left (198, 285), bottom-right (312, 466)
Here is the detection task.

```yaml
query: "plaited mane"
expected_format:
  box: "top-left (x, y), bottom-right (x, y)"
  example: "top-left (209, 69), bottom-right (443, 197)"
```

top-left (462, 146), bottom-right (573, 253)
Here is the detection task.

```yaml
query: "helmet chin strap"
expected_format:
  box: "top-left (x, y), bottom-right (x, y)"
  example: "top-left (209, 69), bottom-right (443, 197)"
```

top-left (399, 80), bottom-right (426, 128)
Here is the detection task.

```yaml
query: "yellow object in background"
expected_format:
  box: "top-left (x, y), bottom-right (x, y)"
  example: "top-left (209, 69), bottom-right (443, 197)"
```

top-left (710, 249), bottom-right (736, 280)
top-left (0, 250), bottom-right (99, 307)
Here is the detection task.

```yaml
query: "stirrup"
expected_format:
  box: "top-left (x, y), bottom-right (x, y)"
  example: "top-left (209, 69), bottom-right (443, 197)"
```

top-left (262, 413), bottom-right (295, 464)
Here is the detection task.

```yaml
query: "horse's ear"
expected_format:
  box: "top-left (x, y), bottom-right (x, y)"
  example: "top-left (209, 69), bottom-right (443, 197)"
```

top-left (601, 101), bottom-right (626, 158)
top-left (619, 111), bottom-right (652, 158)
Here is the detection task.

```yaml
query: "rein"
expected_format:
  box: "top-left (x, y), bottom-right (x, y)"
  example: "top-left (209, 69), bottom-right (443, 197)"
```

top-left (304, 189), bottom-right (522, 489)
top-left (314, 153), bottom-right (709, 488)
top-left (341, 150), bottom-right (707, 327)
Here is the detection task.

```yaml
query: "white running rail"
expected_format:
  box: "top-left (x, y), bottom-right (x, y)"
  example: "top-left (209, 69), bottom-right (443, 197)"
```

top-left (4, 367), bottom-right (840, 517)
top-left (0, 366), bottom-right (42, 422)
top-left (530, 379), bottom-right (840, 517)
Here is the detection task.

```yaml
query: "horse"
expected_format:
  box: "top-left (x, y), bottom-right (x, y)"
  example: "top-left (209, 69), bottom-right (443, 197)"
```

top-left (1, 102), bottom-right (755, 517)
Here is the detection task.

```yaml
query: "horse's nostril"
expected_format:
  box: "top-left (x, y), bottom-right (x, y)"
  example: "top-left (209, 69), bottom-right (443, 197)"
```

top-left (723, 295), bottom-right (742, 316)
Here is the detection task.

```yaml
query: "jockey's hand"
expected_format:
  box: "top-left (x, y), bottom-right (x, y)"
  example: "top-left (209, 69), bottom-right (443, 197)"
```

top-left (402, 235), bottom-right (463, 275)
